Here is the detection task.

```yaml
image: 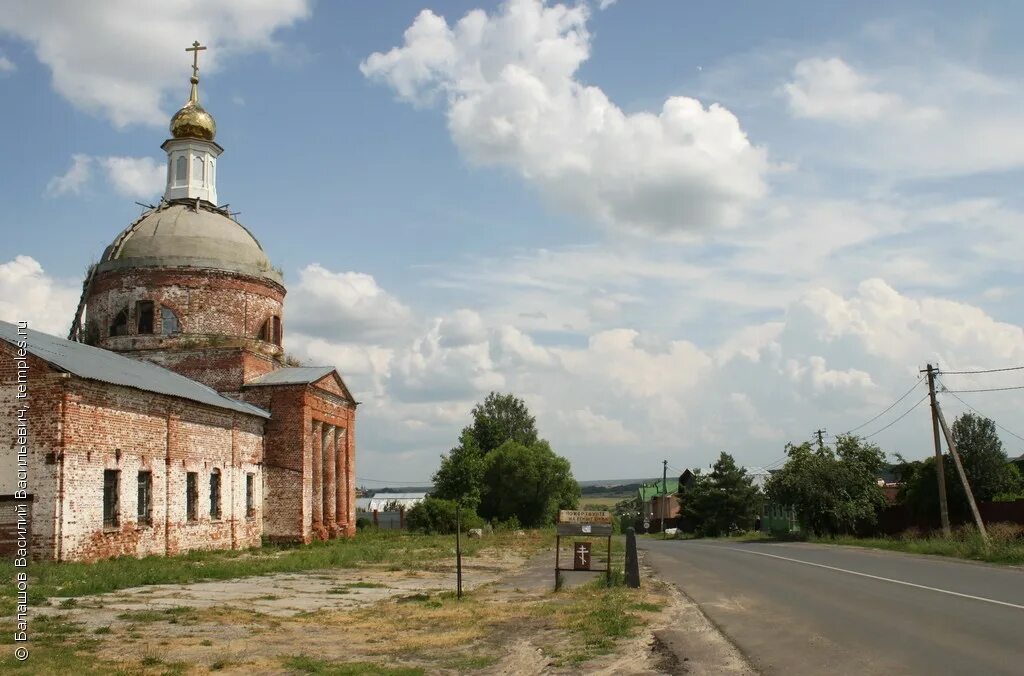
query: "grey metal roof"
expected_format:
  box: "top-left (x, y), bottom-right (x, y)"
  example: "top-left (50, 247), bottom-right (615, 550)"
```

top-left (0, 321), bottom-right (268, 418)
top-left (245, 366), bottom-right (335, 387)
top-left (97, 202), bottom-right (282, 285)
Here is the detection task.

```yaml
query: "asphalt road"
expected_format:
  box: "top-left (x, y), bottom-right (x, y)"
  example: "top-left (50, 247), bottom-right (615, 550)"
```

top-left (640, 538), bottom-right (1024, 675)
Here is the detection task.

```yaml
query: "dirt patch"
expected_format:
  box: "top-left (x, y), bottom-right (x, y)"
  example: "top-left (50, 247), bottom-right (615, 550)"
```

top-left (21, 544), bottom-right (750, 674)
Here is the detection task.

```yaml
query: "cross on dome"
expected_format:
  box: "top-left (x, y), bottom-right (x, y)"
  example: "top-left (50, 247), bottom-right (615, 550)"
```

top-left (186, 40), bottom-right (207, 79)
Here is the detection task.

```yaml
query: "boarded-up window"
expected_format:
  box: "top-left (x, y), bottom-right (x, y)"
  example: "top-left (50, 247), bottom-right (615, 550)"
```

top-left (103, 470), bottom-right (120, 529)
top-left (136, 301), bottom-right (154, 334)
top-left (209, 469), bottom-right (221, 520)
top-left (160, 306), bottom-right (180, 335)
top-left (137, 471), bottom-right (152, 525)
top-left (175, 155), bottom-right (187, 182)
top-left (110, 309), bottom-right (129, 337)
top-left (186, 472), bottom-right (198, 522)
top-left (246, 473), bottom-right (256, 518)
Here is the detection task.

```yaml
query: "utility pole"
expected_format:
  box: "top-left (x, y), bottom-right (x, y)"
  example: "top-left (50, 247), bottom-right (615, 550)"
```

top-left (814, 429), bottom-right (827, 452)
top-left (923, 364), bottom-right (951, 536)
top-left (935, 401), bottom-right (990, 547)
top-left (662, 460), bottom-right (668, 539)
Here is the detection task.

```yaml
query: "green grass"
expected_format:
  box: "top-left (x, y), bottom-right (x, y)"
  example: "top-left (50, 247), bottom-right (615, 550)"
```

top-left (283, 655), bottom-right (425, 675)
top-left (116, 605), bottom-right (198, 624)
top-left (812, 523), bottom-right (1024, 565)
top-left (0, 529), bottom-right (554, 615)
top-left (541, 577), bottom-right (656, 665)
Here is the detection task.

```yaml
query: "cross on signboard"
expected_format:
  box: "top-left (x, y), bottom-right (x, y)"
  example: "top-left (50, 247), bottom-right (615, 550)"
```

top-left (574, 542), bottom-right (592, 571)
top-left (186, 40), bottom-right (207, 78)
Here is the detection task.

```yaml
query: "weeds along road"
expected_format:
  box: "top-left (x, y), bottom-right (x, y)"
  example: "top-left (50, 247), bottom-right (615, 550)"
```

top-left (640, 538), bottom-right (1024, 675)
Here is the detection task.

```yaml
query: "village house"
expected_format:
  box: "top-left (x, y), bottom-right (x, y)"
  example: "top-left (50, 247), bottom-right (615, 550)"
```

top-left (0, 45), bottom-right (358, 562)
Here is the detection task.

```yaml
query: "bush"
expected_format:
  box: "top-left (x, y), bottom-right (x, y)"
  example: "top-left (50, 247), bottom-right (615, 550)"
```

top-left (355, 516), bottom-right (372, 531)
top-left (491, 515), bottom-right (521, 532)
top-left (405, 498), bottom-right (483, 535)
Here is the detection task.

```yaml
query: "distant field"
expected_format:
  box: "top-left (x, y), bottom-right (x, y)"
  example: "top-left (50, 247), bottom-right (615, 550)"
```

top-left (579, 495), bottom-right (632, 508)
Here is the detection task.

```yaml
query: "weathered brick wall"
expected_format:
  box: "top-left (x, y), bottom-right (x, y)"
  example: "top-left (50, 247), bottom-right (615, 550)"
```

top-left (142, 348), bottom-right (246, 391)
top-left (0, 345), bottom-right (63, 559)
top-left (2, 338), bottom-right (267, 562)
top-left (307, 381), bottom-right (357, 537)
top-left (239, 378), bottom-right (357, 542)
top-left (241, 385), bottom-right (310, 543)
top-left (85, 268), bottom-right (285, 356)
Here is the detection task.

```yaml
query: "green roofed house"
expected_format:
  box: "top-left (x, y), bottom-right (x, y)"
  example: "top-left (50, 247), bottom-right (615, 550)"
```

top-left (638, 469), bottom-right (695, 532)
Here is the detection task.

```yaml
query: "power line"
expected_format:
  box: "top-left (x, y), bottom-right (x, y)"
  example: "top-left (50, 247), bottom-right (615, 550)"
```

top-left (939, 387), bottom-right (1024, 445)
top-left (941, 385), bottom-right (1024, 393)
top-left (845, 376), bottom-right (924, 434)
top-left (939, 365), bottom-right (1024, 375)
top-left (861, 393), bottom-right (930, 439)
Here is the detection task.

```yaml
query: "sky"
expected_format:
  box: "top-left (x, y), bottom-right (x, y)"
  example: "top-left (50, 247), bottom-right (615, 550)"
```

top-left (2, 0), bottom-right (1024, 485)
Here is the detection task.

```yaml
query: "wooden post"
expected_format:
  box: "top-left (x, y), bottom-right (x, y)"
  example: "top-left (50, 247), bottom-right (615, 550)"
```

top-left (935, 402), bottom-right (989, 546)
top-left (455, 504), bottom-right (463, 599)
top-left (606, 534), bottom-right (612, 586)
top-left (554, 535), bottom-right (561, 590)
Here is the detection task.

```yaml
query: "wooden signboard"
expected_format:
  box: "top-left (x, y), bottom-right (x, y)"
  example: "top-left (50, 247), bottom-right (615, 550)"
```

top-left (558, 510), bottom-right (613, 524)
top-left (554, 510), bottom-right (613, 587)
top-left (556, 523), bottom-right (613, 536)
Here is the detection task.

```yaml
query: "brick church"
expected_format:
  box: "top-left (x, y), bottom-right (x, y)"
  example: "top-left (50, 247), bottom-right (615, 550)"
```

top-left (0, 44), bottom-right (357, 562)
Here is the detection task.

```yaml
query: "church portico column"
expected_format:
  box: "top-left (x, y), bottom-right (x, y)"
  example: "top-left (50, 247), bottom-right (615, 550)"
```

top-left (334, 428), bottom-right (347, 531)
top-left (323, 424), bottom-right (337, 534)
top-left (311, 421), bottom-right (323, 530)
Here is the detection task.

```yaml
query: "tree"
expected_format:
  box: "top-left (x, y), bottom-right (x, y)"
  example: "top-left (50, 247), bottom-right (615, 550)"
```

top-left (898, 413), bottom-right (1023, 519)
top-left (431, 392), bottom-right (578, 526)
top-left (406, 497), bottom-right (483, 535)
top-left (468, 392), bottom-right (538, 454)
top-left (679, 453), bottom-right (762, 536)
top-left (431, 429), bottom-right (485, 510)
top-left (952, 413), bottom-right (1022, 501)
top-left (766, 435), bottom-right (887, 536)
top-left (478, 439), bottom-right (580, 526)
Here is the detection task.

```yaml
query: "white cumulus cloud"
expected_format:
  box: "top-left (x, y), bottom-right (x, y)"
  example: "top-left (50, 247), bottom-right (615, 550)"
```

top-left (0, 256), bottom-right (79, 335)
top-left (98, 156), bottom-right (165, 199)
top-left (783, 57), bottom-right (940, 125)
top-left (361, 0), bottom-right (768, 235)
top-left (46, 154), bottom-right (164, 198)
top-left (0, 0), bottom-right (311, 127)
top-left (287, 264), bottom-right (415, 342)
top-left (46, 154), bottom-right (93, 197)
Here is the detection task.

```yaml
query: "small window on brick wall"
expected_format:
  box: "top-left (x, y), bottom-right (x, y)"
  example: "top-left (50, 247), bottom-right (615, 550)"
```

top-left (110, 309), bottom-right (129, 337)
top-left (186, 472), bottom-right (198, 522)
top-left (103, 469), bottom-right (120, 529)
top-left (259, 315), bottom-right (283, 346)
top-left (210, 469), bottom-right (222, 520)
top-left (136, 301), bottom-right (155, 334)
top-left (246, 473), bottom-right (256, 518)
top-left (137, 471), bottom-right (152, 525)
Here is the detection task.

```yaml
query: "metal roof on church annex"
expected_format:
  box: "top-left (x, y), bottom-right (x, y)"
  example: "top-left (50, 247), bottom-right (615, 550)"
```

top-left (0, 321), bottom-right (269, 418)
top-left (244, 366), bottom-right (336, 386)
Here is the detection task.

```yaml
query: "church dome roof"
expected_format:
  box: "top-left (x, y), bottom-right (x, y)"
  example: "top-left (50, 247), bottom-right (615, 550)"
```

top-left (97, 203), bottom-right (282, 285)
top-left (170, 76), bottom-right (216, 141)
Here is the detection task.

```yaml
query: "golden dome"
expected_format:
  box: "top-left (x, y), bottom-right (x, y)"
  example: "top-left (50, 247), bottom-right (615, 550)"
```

top-left (170, 76), bottom-right (216, 141)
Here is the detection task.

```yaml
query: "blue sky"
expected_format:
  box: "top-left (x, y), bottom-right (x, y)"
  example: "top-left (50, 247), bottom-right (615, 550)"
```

top-left (3, 0), bottom-right (1024, 484)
